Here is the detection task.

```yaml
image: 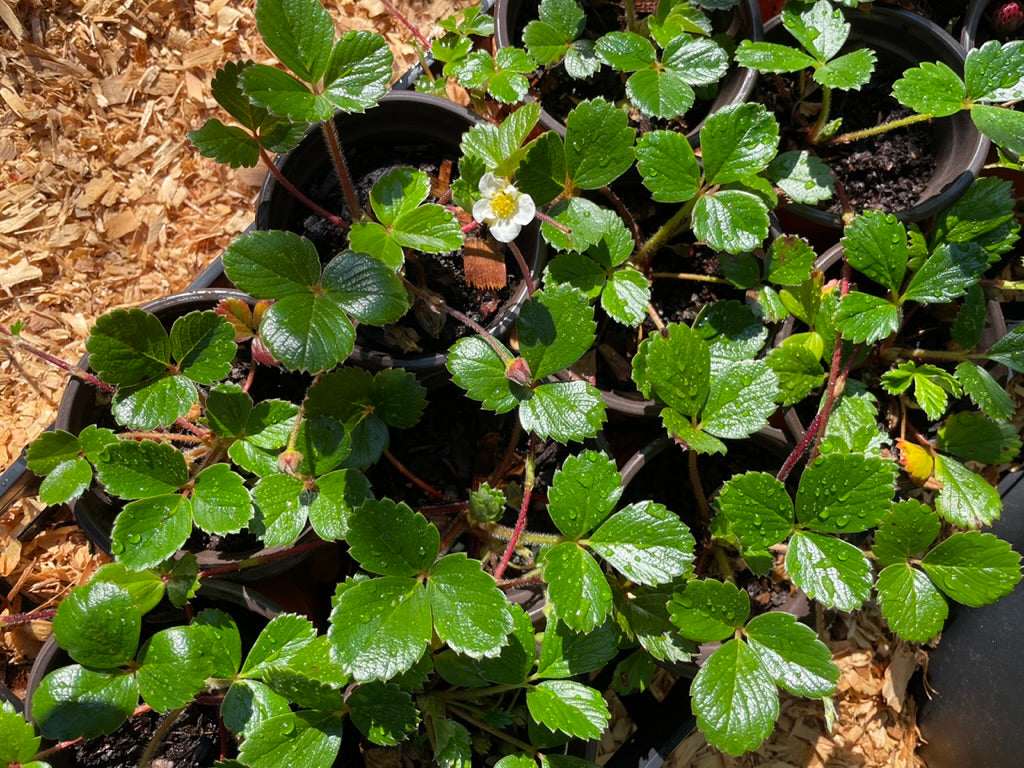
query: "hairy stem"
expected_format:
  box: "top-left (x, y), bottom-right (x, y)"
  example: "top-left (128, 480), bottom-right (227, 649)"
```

top-left (508, 240), bottom-right (536, 298)
top-left (0, 607), bottom-right (57, 625)
top-left (534, 210), bottom-right (571, 234)
top-left (650, 272), bottom-right (731, 285)
top-left (378, 0), bottom-right (430, 49)
top-left (1, 327), bottom-right (115, 393)
top-left (827, 112), bottom-right (936, 145)
top-left (493, 436), bottom-right (536, 580)
top-left (807, 84), bottom-right (833, 145)
top-left (635, 193), bottom-right (701, 269)
top-left (880, 346), bottom-right (977, 363)
top-left (320, 118), bottom-right (364, 221)
top-left (259, 146), bottom-right (349, 230)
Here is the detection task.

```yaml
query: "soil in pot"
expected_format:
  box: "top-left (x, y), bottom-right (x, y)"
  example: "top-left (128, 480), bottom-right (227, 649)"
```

top-left (758, 59), bottom-right (938, 218)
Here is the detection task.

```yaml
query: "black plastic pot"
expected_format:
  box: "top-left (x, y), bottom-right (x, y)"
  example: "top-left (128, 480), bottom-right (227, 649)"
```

top-left (917, 471), bottom-right (1024, 767)
top-left (54, 288), bottom-right (314, 581)
top-left (254, 91), bottom-right (545, 386)
top-left (768, 6), bottom-right (989, 232)
top-left (493, 0), bottom-right (762, 142)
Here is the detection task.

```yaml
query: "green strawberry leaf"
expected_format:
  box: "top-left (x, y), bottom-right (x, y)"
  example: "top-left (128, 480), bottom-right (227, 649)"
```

top-left (663, 34), bottom-right (729, 86)
top-left (519, 381), bottom-right (607, 444)
top-left (901, 242), bottom-right (989, 304)
top-left (191, 464), bottom-right (252, 535)
top-left (955, 362), bottom-right (1015, 422)
top-left (835, 292), bottom-right (901, 344)
top-left (328, 576), bottom-right (431, 681)
top-left (625, 68), bottom-right (696, 120)
top-left (188, 119), bottom-right (261, 168)
top-left (447, 336), bottom-right (519, 413)
top-left (668, 579), bottom-right (750, 643)
top-left (767, 150), bottom-right (835, 205)
top-left (602, 269), bottom-right (649, 327)
top-left (783, 0), bottom-right (849, 60)
top-left (841, 210), bottom-right (907, 293)
top-left (700, 103), bottom-right (779, 186)
top-left (613, 582), bottom-right (695, 663)
top-left (636, 130), bottom-right (701, 203)
top-left (136, 626), bottom-right (218, 712)
top-left (242, 614), bottom-right (317, 676)
top-left (90, 562), bottom-right (166, 615)
top-left (767, 345), bottom-right (826, 406)
top-left (111, 375), bottom-right (199, 430)
top-left (986, 324), bottom-right (1024, 374)
top-left (323, 31), bottom-right (393, 113)
top-left (786, 531), bottom-right (871, 611)
top-left (921, 531), bottom-right (1022, 607)
top-left (251, 474), bottom-right (308, 548)
top-left (547, 450), bottom-right (622, 539)
top-left (643, 323), bottom-right (709, 417)
top-left (701, 360), bottom-right (779, 439)
top-left (693, 190), bottom-right (771, 254)
top-left (937, 411), bottom-right (1021, 464)
top-left (111, 494), bottom-right (193, 571)
top-left (223, 230), bottom-right (321, 299)
top-left (536, 619), bottom-right (619, 680)
top-left (596, 31), bottom-right (656, 71)
top-left (236, 710), bottom-right (342, 768)
top-left (53, 581), bottom-right (141, 668)
top-left (734, 41), bottom-right (817, 73)
top-left (258, 665), bottom-right (341, 711)
top-left (933, 454), bottom-right (1003, 527)
top-left (541, 541), bottom-right (611, 633)
top-left (241, 65), bottom-right (332, 122)
top-left (715, 471), bottom-right (794, 550)
top-left (813, 48), bottom-right (876, 90)
top-left (434, 718), bottom-right (472, 768)
top-left (86, 307), bottom-right (170, 387)
top-left (347, 499), bottom-right (439, 577)
top-left (428, 553), bottom-right (514, 658)
top-left (564, 99), bottom-right (636, 190)
top-left (795, 454), bottom-right (896, 533)
top-left (892, 61), bottom-right (966, 117)
top-left (170, 311), bottom-right (236, 385)
top-left (307, 469), bottom-right (371, 541)
top-left (764, 235), bottom-right (817, 287)
top-left (254, 0), bottom-right (334, 83)
top-left (0, 700), bottom-right (40, 764)
top-left (32, 666), bottom-right (139, 741)
top-left (691, 639), bottom-right (777, 756)
top-left (222, 680), bottom-right (291, 740)
top-left (875, 564), bottom-right (948, 643)
top-left (38, 456), bottom-right (93, 506)
top-left (964, 40), bottom-right (1024, 102)
top-left (518, 285), bottom-right (596, 380)
top-left (526, 680), bottom-right (610, 740)
top-left (589, 501), bottom-right (696, 585)
top-left (348, 682), bottom-right (418, 746)
top-left (873, 499), bottom-right (941, 567)
top-left (745, 612), bottom-right (838, 697)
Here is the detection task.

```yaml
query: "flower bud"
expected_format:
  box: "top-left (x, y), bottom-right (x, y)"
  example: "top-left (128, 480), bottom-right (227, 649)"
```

top-left (278, 450), bottom-right (303, 475)
top-left (994, 1), bottom-right (1024, 34)
top-left (504, 357), bottom-right (533, 387)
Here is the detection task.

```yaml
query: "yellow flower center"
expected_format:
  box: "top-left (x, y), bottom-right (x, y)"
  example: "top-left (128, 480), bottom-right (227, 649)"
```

top-left (490, 191), bottom-right (516, 218)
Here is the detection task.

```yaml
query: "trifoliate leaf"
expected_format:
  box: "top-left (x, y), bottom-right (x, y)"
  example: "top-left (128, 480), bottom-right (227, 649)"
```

top-left (921, 531), bottom-right (1022, 607)
top-left (668, 579), bottom-right (749, 643)
top-left (786, 531), bottom-right (871, 611)
top-left (236, 710), bottom-right (342, 768)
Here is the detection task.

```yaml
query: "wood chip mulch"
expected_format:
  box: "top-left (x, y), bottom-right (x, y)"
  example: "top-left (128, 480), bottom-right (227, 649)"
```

top-left (1, 1), bottom-right (935, 764)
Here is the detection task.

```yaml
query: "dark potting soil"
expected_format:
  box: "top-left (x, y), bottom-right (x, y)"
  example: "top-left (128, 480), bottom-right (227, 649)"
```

top-left (70, 702), bottom-right (225, 768)
top-left (758, 59), bottom-right (938, 217)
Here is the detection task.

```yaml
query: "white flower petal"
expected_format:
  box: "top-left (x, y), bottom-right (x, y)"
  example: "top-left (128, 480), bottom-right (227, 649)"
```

top-left (489, 220), bottom-right (522, 243)
top-left (478, 172), bottom-right (505, 197)
top-left (472, 199), bottom-right (494, 224)
top-left (513, 193), bottom-right (536, 225)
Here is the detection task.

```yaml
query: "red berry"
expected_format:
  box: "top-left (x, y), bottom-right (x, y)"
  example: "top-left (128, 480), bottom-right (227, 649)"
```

top-left (994, 1), bottom-right (1024, 35)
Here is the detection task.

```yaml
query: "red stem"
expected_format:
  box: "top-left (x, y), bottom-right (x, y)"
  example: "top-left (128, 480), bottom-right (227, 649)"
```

top-left (1, 327), bottom-right (115, 393)
top-left (383, 448), bottom-right (445, 501)
top-left (378, 0), bottom-right (430, 49)
top-left (198, 538), bottom-right (330, 579)
top-left (493, 436), bottom-right (536, 581)
top-left (507, 240), bottom-right (536, 298)
top-left (258, 146), bottom-right (349, 230)
top-left (0, 607), bottom-right (57, 625)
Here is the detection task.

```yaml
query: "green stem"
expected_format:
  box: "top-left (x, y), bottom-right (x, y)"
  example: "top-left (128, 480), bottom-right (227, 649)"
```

top-left (649, 272), bottom-right (731, 285)
top-left (827, 112), bottom-right (936, 145)
top-left (487, 523), bottom-right (563, 547)
top-left (320, 118), bottom-right (364, 221)
top-left (445, 704), bottom-right (537, 755)
top-left (634, 193), bottom-right (701, 269)
top-left (138, 707), bottom-right (185, 767)
top-left (623, 0), bottom-right (639, 33)
top-left (880, 346), bottom-right (976, 363)
top-left (807, 84), bottom-right (833, 145)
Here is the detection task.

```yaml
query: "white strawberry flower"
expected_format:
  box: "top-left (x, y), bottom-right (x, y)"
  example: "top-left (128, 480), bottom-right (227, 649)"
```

top-left (472, 172), bottom-right (536, 243)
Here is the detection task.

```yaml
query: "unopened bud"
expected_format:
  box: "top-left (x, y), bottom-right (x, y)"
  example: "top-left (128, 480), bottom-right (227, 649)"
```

top-left (994, 1), bottom-right (1024, 34)
top-left (278, 450), bottom-right (303, 475)
top-left (504, 357), bottom-right (533, 387)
